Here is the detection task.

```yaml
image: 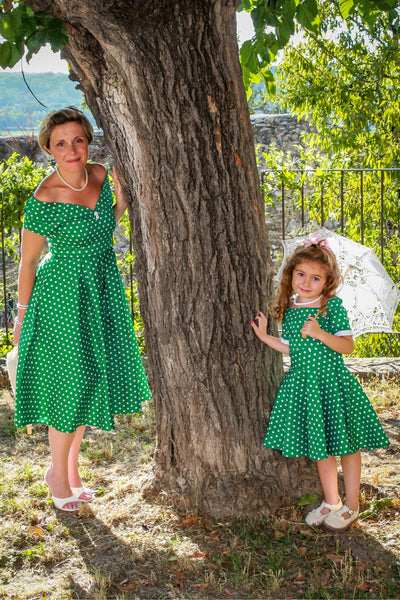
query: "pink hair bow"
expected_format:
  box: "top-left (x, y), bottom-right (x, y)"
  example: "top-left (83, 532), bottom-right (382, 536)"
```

top-left (303, 233), bottom-right (330, 249)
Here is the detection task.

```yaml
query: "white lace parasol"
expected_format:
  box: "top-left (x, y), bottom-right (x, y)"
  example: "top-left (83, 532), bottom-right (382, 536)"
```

top-left (277, 227), bottom-right (400, 338)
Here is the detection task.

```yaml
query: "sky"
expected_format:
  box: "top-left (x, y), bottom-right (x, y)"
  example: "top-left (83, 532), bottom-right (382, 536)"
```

top-left (5, 11), bottom-right (255, 73)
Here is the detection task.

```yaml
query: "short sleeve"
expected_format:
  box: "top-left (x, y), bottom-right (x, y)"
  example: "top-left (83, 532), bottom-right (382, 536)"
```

top-left (23, 196), bottom-right (52, 237)
top-left (326, 297), bottom-right (352, 336)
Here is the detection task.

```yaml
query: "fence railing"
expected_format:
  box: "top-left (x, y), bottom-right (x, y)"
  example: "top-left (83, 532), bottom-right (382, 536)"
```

top-left (261, 167), bottom-right (400, 271)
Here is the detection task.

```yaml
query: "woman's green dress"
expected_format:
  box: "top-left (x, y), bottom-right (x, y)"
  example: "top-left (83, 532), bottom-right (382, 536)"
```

top-left (15, 173), bottom-right (151, 433)
top-left (263, 297), bottom-right (389, 460)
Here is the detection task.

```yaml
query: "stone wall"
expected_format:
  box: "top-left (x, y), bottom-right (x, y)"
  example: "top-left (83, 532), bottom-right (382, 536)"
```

top-left (0, 113), bottom-right (307, 166)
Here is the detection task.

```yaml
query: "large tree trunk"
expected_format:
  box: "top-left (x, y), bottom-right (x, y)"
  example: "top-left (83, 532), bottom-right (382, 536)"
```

top-left (29, 0), bottom-right (319, 514)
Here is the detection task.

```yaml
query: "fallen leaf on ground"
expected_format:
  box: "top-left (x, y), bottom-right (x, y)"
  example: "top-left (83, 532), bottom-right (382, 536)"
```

top-left (297, 493), bottom-right (318, 506)
top-left (28, 525), bottom-right (44, 536)
top-left (326, 554), bottom-right (341, 564)
top-left (199, 583), bottom-right (209, 591)
top-left (274, 530), bottom-right (285, 539)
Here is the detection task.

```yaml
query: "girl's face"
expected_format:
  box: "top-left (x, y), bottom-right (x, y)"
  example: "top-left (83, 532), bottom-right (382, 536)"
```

top-left (292, 260), bottom-right (327, 303)
top-left (46, 121), bottom-right (89, 174)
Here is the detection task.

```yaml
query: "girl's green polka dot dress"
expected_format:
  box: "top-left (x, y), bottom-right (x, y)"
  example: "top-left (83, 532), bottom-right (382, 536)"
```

top-left (264, 297), bottom-right (390, 460)
top-left (15, 174), bottom-right (152, 433)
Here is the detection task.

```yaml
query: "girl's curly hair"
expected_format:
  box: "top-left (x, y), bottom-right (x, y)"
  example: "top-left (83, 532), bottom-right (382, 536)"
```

top-left (273, 244), bottom-right (342, 322)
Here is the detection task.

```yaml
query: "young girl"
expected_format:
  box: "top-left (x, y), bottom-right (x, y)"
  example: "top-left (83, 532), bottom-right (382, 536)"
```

top-left (251, 235), bottom-right (390, 531)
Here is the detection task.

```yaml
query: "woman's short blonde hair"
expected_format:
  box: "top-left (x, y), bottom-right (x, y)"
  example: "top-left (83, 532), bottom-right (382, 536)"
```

top-left (38, 106), bottom-right (94, 154)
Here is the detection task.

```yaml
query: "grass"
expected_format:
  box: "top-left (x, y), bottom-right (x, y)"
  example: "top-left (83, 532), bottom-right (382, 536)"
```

top-left (0, 379), bottom-right (399, 599)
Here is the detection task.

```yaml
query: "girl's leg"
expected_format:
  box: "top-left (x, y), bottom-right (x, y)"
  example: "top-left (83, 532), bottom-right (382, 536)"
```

top-left (68, 425), bottom-right (93, 501)
top-left (317, 455), bottom-right (340, 508)
top-left (340, 451), bottom-right (361, 511)
top-left (46, 426), bottom-right (80, 510)
top-left (305, 456), bottom-right (342, 525)
top-left (323, 451), bottom-right (361, 530)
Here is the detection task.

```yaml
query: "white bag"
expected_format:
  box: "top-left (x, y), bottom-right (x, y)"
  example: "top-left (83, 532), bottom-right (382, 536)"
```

top-left (6, 346), bottom-right (18, 395)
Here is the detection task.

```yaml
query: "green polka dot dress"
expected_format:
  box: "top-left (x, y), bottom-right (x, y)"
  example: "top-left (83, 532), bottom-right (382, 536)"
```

top-left (263, 297), bottom-right (390, 460)
top-left (15, 174), bottom-right (152, 433)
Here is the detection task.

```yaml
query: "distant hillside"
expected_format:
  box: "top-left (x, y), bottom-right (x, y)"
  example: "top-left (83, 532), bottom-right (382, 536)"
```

top-left (0, 72), bottom-right (96, 134)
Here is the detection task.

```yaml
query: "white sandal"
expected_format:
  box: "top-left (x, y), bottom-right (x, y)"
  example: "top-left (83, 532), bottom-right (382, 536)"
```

top-left (71, 486), bottom-right (94, 502)
top-left (305, 498), bottom-right (343, 526)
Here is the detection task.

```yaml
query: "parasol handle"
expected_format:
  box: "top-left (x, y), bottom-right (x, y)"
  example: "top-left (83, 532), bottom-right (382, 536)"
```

top-left (302, 308), bottom-right (322, 339)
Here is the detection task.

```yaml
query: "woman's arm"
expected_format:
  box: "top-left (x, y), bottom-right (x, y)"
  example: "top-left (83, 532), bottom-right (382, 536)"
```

top-left (301, 315), bottom-right (354, 354)
top-left (251, 311), bottom-right (290, 355)
top-left (13, 228), bottom-right (45, 345)
top-left (112, 166), bottom-right (128, 223)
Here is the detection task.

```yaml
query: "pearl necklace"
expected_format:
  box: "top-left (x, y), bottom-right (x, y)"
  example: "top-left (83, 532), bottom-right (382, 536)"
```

top-left (293, 293), bottom-right (322, 306)
top-left (56, 166), bottom-right (88, 192)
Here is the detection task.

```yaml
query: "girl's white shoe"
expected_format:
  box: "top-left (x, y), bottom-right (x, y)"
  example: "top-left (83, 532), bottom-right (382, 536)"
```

top-left (305, 498), bottom-right (343, 526)
top-left (323, 505), bottom-right (359, 531)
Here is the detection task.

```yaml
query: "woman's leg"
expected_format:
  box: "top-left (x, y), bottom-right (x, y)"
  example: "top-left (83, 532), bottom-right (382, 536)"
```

top-left (68, 425), bottom-right (86, 487)
top-left (341, 451), bottom-right (361, 511)
top-left (46, 426), bottom-right (80, 510)
top-left (68, 425), bottom-right (93, 501)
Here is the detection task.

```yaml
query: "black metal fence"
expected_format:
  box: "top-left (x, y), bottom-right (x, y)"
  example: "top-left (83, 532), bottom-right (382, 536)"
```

top-left (261, 167), bottom-right (400, 270)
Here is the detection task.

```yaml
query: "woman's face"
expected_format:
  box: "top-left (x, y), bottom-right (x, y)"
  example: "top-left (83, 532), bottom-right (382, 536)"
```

top-left (46, 121), bottom-right (89, 174)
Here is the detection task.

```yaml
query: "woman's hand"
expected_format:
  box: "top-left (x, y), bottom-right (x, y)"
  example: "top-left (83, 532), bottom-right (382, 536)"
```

top-left (12, 322), bottom-right (22, 346)
top-left (251, 311), bottom-right (268, 341)
top-left (301, 315), bottom-right (323, 339)
top-left (112, 165), bottom-right (127, 223)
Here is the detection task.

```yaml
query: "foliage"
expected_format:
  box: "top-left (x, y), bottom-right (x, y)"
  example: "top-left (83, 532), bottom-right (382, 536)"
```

top-left (0, 0), bottom-right (67, 68)
top-left (275, 0), bottom-right (400, 167)
top-left (261, 146), bottom-right (400, 357)
top-left (238, 0), bottom-right (400, 97)
top-left (0, 328), bottom-right (12, 355)
top-left (0, 152), bottom-right (47, 227)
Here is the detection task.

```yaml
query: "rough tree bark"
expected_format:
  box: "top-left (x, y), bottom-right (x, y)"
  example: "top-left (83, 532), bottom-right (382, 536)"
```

top-left (28, 0), bottom-right (320, 515)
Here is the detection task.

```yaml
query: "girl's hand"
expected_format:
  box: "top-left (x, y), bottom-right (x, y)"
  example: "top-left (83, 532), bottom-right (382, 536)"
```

top-left (301, 315), bottom-right (323, 340)
top-left (251, 311), bottom-right (268, 340)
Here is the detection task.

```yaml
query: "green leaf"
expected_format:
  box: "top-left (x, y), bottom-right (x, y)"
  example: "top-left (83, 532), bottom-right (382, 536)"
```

top-left (338, 0), bottom-right (355, 19)
top-left (297, 493), bottom-right (318, 506)
top-left (276, 19), bottom-right (293, 47)
top-left (296, 0), bottom-right (320, 31)
top-left (48, 28), bottom-right (68, 52)
top-left (0, 40), bottom-right (21, 68)
top-left (238, 0), bottom-right (254, 12)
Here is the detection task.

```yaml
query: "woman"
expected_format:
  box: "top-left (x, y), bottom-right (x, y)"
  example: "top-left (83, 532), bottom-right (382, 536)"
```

top-left (13, 107), bottom-right (152, 511)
